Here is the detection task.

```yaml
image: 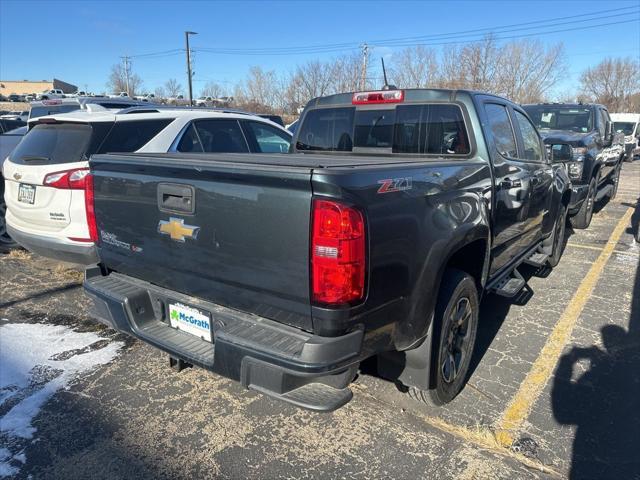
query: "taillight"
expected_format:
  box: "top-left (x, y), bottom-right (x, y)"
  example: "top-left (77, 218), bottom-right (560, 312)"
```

top-left (311, 199), bottom-right (366, 305)
top-left (352, 90), bottom-right (404, 105)
top-left (43, 168), bottom-right (90, 189)
top-left (84, 174), bottom-right (98, 242)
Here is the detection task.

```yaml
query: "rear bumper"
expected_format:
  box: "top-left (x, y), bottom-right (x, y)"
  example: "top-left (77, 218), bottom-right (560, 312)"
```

top-left (6, 224), bottom-right (98, 265)
top-left (83, 267), bottom-right (363, 411)
top-left (568, 184), bottom-right (589, 214)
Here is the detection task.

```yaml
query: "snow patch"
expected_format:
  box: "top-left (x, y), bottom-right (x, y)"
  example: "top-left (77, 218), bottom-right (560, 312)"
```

top-left (0, 322), bottom-right (123, 477)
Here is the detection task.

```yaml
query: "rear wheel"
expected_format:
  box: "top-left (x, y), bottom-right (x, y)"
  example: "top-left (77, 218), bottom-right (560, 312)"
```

top-left (408, 269), bottom-right (479, 406)
top-left (571, 177), bottom-right (596, 229)
top-left (0, 192), bottom-right (19, 253)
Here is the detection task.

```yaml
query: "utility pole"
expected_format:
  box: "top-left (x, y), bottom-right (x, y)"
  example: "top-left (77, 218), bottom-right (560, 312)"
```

top-left (121, 56), bottom-right (131, 96)
top-left (360, 43), bottom-right (368, 91)
top-left (185, 31), bottom-right (198, 106)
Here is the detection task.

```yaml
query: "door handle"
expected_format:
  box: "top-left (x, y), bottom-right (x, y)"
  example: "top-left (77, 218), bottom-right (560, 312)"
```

top-left (501, 178), bottom-right (522, 188)
top-left (157, 183), bottom-right (195, 214)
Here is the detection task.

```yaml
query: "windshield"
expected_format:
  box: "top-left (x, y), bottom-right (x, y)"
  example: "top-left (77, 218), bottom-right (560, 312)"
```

top-left (522, 105), bottom-right (593, 133)
top-left (9, 123), bottom-right (94, 165)
top-left (296, 104), bottom-right (470, 155)
top-left (613, 122), bottom-right (636, 135)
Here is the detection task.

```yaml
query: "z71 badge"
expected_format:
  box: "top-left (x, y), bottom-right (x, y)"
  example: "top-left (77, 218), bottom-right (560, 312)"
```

top-left (377, 177), bottom-right (412, 194)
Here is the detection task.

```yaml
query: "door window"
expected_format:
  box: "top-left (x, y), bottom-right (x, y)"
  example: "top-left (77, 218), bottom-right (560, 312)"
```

top-left (514, 110), bottom-right (543, 162)
top-left (176, 123), bottom-right (204, 153)
top-left (193, 119), bottom-right (249, 153)
top-left (244, 121), bottom-right (291, 153)
top-left (484, 104), bottom-right (517, 158)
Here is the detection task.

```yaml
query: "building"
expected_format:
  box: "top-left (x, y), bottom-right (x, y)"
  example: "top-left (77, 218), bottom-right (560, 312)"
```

top-left (0, 78), bottom-right (78, 96)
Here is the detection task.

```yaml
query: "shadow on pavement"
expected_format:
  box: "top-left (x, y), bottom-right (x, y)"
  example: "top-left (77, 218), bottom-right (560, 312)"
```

top-left (551, 199), bottom-right (640, 480)
top-left (0, 283), bottom-right (80, 309)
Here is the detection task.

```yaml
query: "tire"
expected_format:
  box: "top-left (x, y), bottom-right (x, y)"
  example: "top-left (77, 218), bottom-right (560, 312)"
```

top-left (408, 269), bottom-right (479, 406)
top-left (548, 202), bottom-right (567, 268)
top-left (571, 177), bottom-right (597, 229)
top-left (606, 163), bottom-right (621, 201)
top-left (0, 193), bottom-right (19, 253)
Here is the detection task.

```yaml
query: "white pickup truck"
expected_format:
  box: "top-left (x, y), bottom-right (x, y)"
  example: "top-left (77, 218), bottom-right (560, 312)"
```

top-left (36, 89), bottom-right (65, 100)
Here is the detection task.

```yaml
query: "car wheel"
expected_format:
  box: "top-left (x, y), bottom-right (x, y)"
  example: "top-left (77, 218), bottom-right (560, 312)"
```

top-left (548, 202), bottom-right (567, 267)
top-left (571, 177), bottom-right (597, 229)
top-left (607, 163), bottom-right (621, 200)
top-left (0, 195), bottom-right (19, 253)
top-left (408, 269), bottom-right (479, 406)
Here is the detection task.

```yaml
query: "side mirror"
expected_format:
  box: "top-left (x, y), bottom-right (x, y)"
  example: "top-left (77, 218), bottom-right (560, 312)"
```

top-left (550, 143), bottom-right (572, 162)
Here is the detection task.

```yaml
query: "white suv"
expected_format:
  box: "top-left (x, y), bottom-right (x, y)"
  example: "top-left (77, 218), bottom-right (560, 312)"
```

top-left (3, 107), bottom-right (292, 264)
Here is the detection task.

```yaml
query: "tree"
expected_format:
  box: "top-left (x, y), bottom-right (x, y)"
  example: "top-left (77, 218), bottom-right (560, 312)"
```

top-left (440, 36), bottom-right (500, 91)
top-left (107, 63), bottom-right (143, 97)
top-left (154, 86), bottom-right (166, 100)
top-left (496, 40), bottom-right (566, 103)
top-left (580, 57), bottom-right (640, 112)
top-left (201, 81), bottom-right (225, 98)
top-left (390, 46), bottom-right (438, 88)
top-left (164, 78), bottom-right (183, 98)
top-left (331, 52), bottom-right (362, 93)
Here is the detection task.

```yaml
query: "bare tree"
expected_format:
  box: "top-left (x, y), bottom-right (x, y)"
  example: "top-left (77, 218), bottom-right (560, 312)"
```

top-left (440, 36), bottom-right (500, 91)
top-left (107, 63), bottom-right (143, 97)
top-left (201, 81), bottom-right (225, 98)
top-left (293, 60), bottom-right (334, 102)
top-left (331, 52), bottom-right (362, 93)
top-left (164, 78), bottom-right (183, 98)
top-left (154, 86), bottom-right (166, 100)
top-left (580, 57), bottom-right (640, 112)
top-left (390, 46), bottom-right (438, 88)
top-left (496, 40), bottom-right (566, 103)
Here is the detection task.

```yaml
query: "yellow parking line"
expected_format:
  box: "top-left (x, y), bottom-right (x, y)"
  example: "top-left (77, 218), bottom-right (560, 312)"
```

top-left (495, 207), bottom-right (634, 447)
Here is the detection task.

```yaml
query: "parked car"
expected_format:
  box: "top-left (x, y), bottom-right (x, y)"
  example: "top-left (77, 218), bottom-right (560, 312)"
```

top-left (286, 118), bottom-right (299, 134)
top-left (1, 111), bottom-right (29, 122)
top-left (135, 93), bottom-right (157, 103)
top-left (611, 112), bottom-right (640, 161)
top-left (522, 103), bottom-right (625, 229)
top-left (3, 107), bottom-right (291, 264)
top-left (28, 97), bottom-right (150, 121)
top-left (36, 89), bottom-right (65, 100)
top-left (195, 96), bottom-right (214, 107)
top-left (83, 88), bottom-right (571, 411)
top-left (258, 114), bottom-right (285, 127)
top-left (0, 123), bottom-right (28, 252)
top-left (7, 94), bottom-right (25, 102)
top-left (167, 95), bottom-right (190, 106)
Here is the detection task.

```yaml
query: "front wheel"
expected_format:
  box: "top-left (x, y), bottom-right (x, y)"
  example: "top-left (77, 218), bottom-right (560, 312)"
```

top-left (409, 269), bottom-right (479, 406)
top-left (548, 203), bottom-right (568, 267)
top-left (571, 177), bottom-right (597, 229)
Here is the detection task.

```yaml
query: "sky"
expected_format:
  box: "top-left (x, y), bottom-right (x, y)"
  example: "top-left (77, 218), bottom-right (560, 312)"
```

top-left (0, 0), bottom-right (639, 98)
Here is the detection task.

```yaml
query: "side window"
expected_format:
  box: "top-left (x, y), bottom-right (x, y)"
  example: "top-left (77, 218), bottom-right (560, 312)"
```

top-left (98, 119), bottom-right (174, 153)
top-left (194, 119), bottom-right (248, 153)
top-left (597, 109), bottom-right (607, 137)
top-left (514, 110), bottom-right (543, 162)
top-left (244, 121), bottom-right (291, 153)
top-left (484, 104), bottom-right (517, 158)
top-left (176, 123), bottom-right (204, 153)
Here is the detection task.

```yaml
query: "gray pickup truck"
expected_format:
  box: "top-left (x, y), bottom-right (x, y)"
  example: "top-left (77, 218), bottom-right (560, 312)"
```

top-left (84, 89), bottom-right (571, 411)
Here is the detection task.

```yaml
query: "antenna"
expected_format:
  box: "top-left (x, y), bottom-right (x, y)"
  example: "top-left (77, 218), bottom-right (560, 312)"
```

top-left (380, 58), bottom-right (397, 91)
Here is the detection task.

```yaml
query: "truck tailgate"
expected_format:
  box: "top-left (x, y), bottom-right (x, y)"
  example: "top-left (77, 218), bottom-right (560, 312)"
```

top-left (90, 153), bottom-right (314, 331)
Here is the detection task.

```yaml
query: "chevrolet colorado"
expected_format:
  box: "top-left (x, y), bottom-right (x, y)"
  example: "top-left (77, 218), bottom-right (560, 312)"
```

top-left (522, 103), bottom-right (625, 229)
top-left (84, 89), bottom-right (571, 411)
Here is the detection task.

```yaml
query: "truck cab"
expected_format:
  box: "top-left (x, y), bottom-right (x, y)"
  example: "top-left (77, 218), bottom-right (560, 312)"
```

top-left (522, 103), bottom-right (624, 228)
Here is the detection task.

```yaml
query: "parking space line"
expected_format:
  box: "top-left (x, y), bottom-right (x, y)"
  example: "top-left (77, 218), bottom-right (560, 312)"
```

top-left (566, 242), bottom-right (639, 256)
top-left (494, 207), bottom-right (634, 447)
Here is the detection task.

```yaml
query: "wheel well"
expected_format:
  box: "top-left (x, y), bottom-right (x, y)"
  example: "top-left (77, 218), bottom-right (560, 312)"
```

top-left (591, 163), bottom-right (601, 182)
top-left (445, 239), bottom-right (487, 289)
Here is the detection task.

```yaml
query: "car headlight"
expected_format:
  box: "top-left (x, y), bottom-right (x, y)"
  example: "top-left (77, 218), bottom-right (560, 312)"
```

top-left (565, 147), bottom-right (586, 180)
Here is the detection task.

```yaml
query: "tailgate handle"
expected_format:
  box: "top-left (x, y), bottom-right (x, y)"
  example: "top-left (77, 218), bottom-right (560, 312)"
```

top-left (157, 183), bottom-right (195, 214)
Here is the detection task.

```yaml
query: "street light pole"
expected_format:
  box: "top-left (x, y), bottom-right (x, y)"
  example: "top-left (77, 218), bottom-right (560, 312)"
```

top-left (185, 31), bottom-right (198, 106)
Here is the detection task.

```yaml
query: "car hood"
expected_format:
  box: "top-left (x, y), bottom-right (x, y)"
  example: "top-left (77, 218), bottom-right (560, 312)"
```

top-left (538, 129), bottom-right (590, 145)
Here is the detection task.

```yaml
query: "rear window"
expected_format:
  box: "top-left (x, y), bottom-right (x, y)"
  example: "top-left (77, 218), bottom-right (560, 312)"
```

top-left (296, 104), bottom-right (470, 155)
top-left (29, 104), bottom-right (79, 120)
top-left (97, 119), bottom-right (174, 153)
top-left (9, 123), bottom-right (94, 165)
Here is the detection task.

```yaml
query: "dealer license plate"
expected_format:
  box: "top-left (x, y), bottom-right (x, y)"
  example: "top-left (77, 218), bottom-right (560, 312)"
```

top-left (168, 302), bottom-right (212, 342)
top-left (18, 184), bottom-right (36, 204)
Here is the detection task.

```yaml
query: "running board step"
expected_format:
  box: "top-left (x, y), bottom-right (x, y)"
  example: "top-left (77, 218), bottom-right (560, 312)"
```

top-left (253, 382), bottom-right (353, 412)
top-left (524, 252), bottom-right (549, 268)
top-left (492, 269), bottom-right (526, 298)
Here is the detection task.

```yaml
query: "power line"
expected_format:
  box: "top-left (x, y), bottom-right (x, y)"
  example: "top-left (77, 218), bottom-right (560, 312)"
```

top-left (192, 5), bottom-right (638, 55)
top-left (192, 17), bottom-right (639, 56)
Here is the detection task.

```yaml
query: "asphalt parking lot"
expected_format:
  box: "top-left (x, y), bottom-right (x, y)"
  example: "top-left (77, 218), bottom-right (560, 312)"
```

top-left (1, 162), bottom-right (639, 480)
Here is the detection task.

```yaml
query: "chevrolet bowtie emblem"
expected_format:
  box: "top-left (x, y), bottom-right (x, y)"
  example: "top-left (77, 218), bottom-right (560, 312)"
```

top-left (13, 172), bottom-right (22, 180)
top-left (158, 217), bottom-right (200, 242)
